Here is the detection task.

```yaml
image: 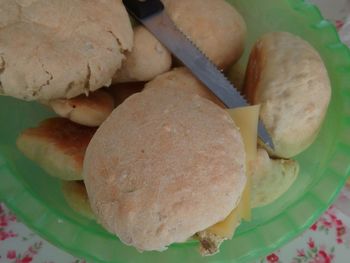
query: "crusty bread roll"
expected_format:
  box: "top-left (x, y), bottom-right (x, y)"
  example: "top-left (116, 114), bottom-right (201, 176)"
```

top-left (16, 118), bottom-right (95, 180)
top-left (83, 85), bottom-right (246, 251)
top-left (162, 0), bottom-right (246, 69)
top-left (61, 181), bottom-right (95, 220)
top-left (0, 0), bottom-right (133, 101)
top-left (251, 148), bottom-right (299, 208)
top-left (144, 67), bottom-right (223, 107)
top-left (113, 26), bottom-right (172, 83)
top-left (244, 32), bottom-right (331, 158)
top-left (49, 90), bottom-right (114, 127)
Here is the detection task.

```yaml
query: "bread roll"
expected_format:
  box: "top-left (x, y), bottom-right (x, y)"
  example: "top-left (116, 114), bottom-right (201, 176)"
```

top-left (244, 32), bottom-right (331, 158)
top-left (162, 0), bottom-right (246, 69)
top-left (61, 181), bottom-right (95, 220)
top-left (251, 148), bottom-right (299, 208)
top-left (144, 67), bottom-right (223, 107)
top-left (16, 118), bottom-right (95, 180)
top-left (50, 89), bottom-right (114, 127)
top-left (0, 0), bottom-right (133, 101)
top-left (113, 26), bottom-right (172, 83)
top-left (83, 85), bottom-right (246, 251)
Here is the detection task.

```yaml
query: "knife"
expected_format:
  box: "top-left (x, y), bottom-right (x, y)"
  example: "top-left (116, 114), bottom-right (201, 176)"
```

top-left (122, 0), bottom-right (274, 149)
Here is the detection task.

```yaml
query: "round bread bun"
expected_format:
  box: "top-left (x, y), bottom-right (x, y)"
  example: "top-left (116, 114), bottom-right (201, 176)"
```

top-left (0, 0), bottom-right (133, 101)
top-left (144, 67), bottom-right (224, 107)
top-left (244, 32), bottom-right (331, 158)
top-left (162, 0), bottom-right (246, 69)
top-left (113, 26), bottom-right (172, 83)
top-left (61, 180), bottom-right (95, 220)
top-left (50, 89), bottom-right (115, 127)
top-left (83, 86), bottom-right (246, 251)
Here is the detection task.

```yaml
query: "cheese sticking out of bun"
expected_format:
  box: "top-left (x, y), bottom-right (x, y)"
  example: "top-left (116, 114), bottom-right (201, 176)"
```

top-left (197, 105), bottom-right (260, 255)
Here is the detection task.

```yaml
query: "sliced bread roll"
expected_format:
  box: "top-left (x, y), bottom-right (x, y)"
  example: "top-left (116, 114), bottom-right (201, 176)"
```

top-left (244, 32), bottom-right (331, 158)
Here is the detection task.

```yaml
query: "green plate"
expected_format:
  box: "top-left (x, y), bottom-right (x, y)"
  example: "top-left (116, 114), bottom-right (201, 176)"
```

top-left (1, 0), bottom-right (350, 262)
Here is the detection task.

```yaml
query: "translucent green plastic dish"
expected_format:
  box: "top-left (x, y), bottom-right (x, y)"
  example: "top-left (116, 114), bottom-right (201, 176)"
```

top-left (1, 0), bottom-right (350, 262)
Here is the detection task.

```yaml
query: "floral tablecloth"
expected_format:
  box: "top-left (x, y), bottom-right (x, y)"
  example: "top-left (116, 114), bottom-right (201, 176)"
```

top-left (1, 1), bottom-right (350, 262)
top-left (1, 189), bottom-right (350, 263)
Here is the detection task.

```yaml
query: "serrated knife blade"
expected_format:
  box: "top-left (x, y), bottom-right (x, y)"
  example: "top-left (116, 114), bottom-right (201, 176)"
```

top-left (123, 0), bottom-right (274, 149)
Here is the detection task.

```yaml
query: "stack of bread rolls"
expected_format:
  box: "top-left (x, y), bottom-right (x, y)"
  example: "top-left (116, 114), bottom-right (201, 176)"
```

top-left (7, 0), bottom-right (331, 257)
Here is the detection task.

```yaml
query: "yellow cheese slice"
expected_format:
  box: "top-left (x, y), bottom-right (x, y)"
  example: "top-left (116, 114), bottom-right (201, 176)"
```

top-left (205, 206), bottom-right (240, 239)
top-left (227, 105), bottom-right (260, 163)
top-left (203, 105), bottom-right (260, 239)
top-left (228, 104), bottom-right (260, 220)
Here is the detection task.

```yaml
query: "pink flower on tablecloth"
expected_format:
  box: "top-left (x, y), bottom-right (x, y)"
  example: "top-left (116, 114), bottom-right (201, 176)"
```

top-left (335, 219), bottom-right (343, 226)
top-left (336, 226), bottom-right (345, 235)
top-left (266, 253), bottom-right (279, 263)
top-left (19, 256), bottom-right (33, 263)
top-left (311, 204), bottom-right (348, 244)
top-left (317, 250), bottom-right (332, 263)
top-left (6, 241), bottom-right (43, 263)
top-left (310, 223), bottom-right (318, 231)
top-left (0, 215), bottom-right (7, 227)
top-left (0, 230), bottom-right (17, 241)
top-left (7, 250), bottom-right (16, 259)
top-left (0, 204), bottom-right (17, 231)
top-left (0, 215), bottom-right (9, 228)
top-left (336, 224), bottom-right (346, 244)
top-left (308, 238), bottom-right (315, 249)
top-left (292, 237), bottom-right (335, 263)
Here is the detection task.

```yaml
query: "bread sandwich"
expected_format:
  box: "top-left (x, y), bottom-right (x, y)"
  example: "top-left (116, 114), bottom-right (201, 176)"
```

top-left (83, 85), bottom-right (247, 254)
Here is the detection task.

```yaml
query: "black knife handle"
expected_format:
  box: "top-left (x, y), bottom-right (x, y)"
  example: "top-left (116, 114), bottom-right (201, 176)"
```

top-left (123, 0), bottom-right (164, 19)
